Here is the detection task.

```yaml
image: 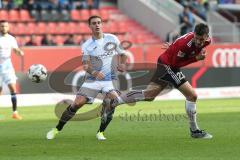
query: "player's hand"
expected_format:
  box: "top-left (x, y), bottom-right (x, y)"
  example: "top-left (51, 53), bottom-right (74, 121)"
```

top-left (162, 42), bottom-right (171, 49)
top-left (14, 48), bottom-right (24, 56)
top-left (19, 50), bottom-right (24, 56)
top-left (92, 71), bottom-right (105, 80)
top-left (196, 49), bottom-right (206, 61)
top-left (117, 64), bottom-right (126, 72)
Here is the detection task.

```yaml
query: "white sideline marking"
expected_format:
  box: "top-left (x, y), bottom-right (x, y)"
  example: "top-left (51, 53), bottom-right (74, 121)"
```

top-left (1, 86), bottom-right (240, 107)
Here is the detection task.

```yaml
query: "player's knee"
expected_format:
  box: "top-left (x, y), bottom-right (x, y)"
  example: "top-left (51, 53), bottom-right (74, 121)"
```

top-left (187, 94), bottom-right (198, 102)
top-left (144, 88), bottom-right (161, 102)
top-left (73, 96), bottom-right (87, 108)
top-left (103, 97), bottom-right (119, 107)
top-left (103, 98), bottom-right (111, 106)
top-left (144, 92), bottom-right (156, 101)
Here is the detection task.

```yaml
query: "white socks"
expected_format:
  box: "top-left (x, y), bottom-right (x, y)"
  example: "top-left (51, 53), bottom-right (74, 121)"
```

top-left (121, 90), bottom-right (145, 104)
top-left (185, 100), bottom-right (199, 131)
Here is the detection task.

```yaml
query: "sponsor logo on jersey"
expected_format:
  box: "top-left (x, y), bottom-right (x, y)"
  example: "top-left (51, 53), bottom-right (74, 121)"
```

top-left (177, 51), bottom-right (186, 57)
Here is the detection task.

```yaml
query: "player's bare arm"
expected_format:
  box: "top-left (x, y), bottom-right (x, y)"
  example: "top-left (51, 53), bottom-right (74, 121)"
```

top-left (83, 58), bottom-right (104, 80)
top-left (13, 48), bottom-right (24, 56)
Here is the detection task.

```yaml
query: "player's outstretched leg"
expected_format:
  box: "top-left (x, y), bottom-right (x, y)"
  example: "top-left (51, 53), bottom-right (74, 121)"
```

top-left (96, 88), bottom-right (145, 140)
top-left (102, 84), bottom-right (164, 109)
top-left (102, 90), bottom-right (146, 110)
top-left (97, 88), bottom-right (159, 140)
top-left (46, 96), bottom-right (87, 140)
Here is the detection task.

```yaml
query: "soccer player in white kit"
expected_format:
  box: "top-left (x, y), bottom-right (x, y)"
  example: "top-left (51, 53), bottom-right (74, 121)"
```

top-left (0, 20), bottom-right (24, 120)
top-left (46, 16), bottom-right (127, 140)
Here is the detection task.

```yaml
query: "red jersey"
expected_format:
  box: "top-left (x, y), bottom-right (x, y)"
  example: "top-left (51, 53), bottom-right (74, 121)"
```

top-left (159, 32), bottom-right (211, 68)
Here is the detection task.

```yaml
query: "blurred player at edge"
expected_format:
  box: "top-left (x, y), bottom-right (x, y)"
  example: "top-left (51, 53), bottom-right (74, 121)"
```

top-left (0, 20), bottom-right (24, 120)
top-left (46, 15), bottom-right (127, 140)
top-left (103, 23), bottom-right (213, 139)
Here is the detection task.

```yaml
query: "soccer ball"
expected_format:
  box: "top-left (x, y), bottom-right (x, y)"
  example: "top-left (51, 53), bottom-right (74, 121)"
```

top-left (28, 64), bottom-right (47, 83)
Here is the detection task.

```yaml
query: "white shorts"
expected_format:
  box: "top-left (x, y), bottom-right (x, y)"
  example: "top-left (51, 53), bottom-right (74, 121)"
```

top-left (0, 62), bottom-right (17, 87)
top-left (77, 80), bottom-right (119, 104)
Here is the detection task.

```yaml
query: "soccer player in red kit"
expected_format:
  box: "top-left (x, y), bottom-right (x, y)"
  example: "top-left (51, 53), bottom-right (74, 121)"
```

top-left (103, 23), bottom-right (213, 139)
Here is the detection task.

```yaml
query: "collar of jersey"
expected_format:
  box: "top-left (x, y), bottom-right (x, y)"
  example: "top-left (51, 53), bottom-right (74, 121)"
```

top-left (92, 33), bottom-right (105, 41)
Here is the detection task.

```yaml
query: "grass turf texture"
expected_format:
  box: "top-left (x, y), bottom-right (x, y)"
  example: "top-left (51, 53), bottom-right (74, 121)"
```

top-left (0, 98), bottom-right (240, 160)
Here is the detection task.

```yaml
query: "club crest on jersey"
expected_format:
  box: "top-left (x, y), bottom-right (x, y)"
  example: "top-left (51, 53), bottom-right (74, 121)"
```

top-left (104, 42), bottom-right (117, 51)
top-left (177, 51), bottom-right (186, 57)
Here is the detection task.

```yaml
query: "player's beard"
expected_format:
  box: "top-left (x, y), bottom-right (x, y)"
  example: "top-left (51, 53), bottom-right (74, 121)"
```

top-left (193, 41), bottom-right (202, 48)
top-left (1, 30), bottom-right (8, 36)
top-left (196, 43), bottom-right (203, 48)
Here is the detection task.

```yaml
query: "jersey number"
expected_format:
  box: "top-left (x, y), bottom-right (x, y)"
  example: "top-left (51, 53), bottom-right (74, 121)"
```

top-left (176, 72), bottom-right (185, 80)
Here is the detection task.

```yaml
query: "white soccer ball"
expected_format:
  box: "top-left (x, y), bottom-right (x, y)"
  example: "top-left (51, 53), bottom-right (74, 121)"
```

top-left (28, 64), bottom-right (47, 83)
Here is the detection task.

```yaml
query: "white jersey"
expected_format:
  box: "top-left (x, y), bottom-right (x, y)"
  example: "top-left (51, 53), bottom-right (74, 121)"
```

top-left (0, 34), bottom-right (18, 85)
top-left (0, 34), bottom-right (18, 64)
top-left (82, 33), bottom-right (125, 81)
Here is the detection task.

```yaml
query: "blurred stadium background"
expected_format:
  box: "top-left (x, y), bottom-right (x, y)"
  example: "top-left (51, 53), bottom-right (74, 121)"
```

top-left (1, 1), bottom-right (240, 160)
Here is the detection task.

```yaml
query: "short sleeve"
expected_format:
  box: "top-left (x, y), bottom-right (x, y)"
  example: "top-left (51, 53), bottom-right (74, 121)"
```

top-left (81, 43), bottom-right (90, 62)
top-left (112, 35), bottom-right (126, 55)
top-left (11, 37), bottom-right (18, 49)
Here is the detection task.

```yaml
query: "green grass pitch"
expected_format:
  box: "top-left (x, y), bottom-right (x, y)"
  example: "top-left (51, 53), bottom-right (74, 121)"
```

top-left (0, 98), bottom-right (240, 160)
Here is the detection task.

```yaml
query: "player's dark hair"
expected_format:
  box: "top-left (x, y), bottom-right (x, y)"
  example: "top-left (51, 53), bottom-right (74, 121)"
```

top-left (88, 15), bottom-right (102, 25)
top-left (194, 23), bottom-right (209, 36)
top-left (0, 20), bottom-right (8, 23)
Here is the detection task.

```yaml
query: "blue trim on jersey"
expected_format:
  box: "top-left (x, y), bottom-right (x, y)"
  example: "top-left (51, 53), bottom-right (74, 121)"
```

top-left (92, 34), bottom-right (105, 41)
